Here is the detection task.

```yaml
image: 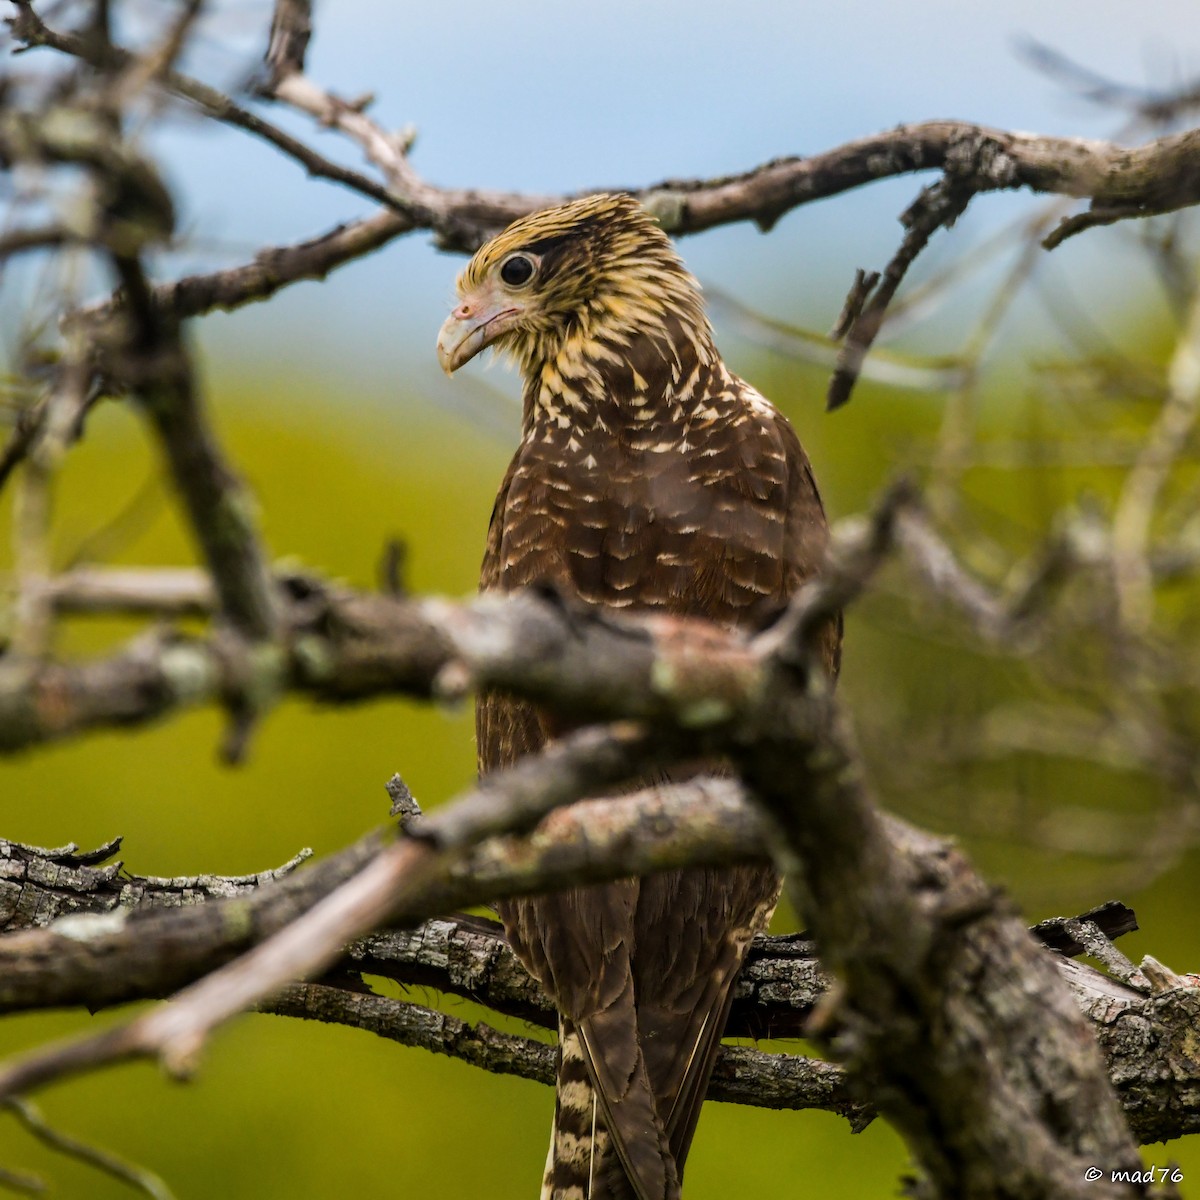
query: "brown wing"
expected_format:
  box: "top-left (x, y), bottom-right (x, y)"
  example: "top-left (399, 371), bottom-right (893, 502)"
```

top-left (477, 454), bottom-right (551, 775)
top-left (479, 385), bottom-right (838, 1200)
top-left (480, 445), bottom-right (677, 1200)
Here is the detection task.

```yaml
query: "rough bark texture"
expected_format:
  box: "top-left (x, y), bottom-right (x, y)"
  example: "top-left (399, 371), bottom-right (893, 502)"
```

top-left (740, 709), bottom-right (1153, 1199)
top-left (2, 819), bottom-right (1196, 1147)
top-left (3, 8), bottom-right (1200, 1194)
top-left (0, 580), bottom-right (1181, 1198)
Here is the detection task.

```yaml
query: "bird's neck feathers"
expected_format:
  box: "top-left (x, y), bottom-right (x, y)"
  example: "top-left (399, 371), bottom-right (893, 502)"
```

top-left (517, 263), bottom-right (725, 440)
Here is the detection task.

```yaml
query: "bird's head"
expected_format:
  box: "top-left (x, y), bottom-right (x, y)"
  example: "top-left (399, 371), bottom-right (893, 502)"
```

top-left (436, 194), bottom-right (712, 387)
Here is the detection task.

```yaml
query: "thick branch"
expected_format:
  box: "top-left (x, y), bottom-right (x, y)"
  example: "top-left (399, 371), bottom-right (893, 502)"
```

top-left (0, 482), bottom-right (902, 752)
top-left (0, 488), bottom-right (1110, 752)
top-left (75, 210), bottom-right (411, 326)
top-left (0, 797), bottom-right (782, 1035)
top-left (1, 821), bottom-right (1193, 1142)
top-left (0, 581), bottom-right (451, 752)
top-left (0, 833), bottom-right (377, 1013)
top-left (105, 253), bottom-right (280, 648)
top-left (739, 711), bottom-right (1146, 1197)
top-left (258, 983), bottom-right (869, 1124)
top-left (0, 772), bottom-right (770, 1096)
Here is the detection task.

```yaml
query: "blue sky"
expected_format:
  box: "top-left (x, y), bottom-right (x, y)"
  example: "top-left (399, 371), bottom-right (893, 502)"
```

top-left (127, 0), bottom-right (1200, 399)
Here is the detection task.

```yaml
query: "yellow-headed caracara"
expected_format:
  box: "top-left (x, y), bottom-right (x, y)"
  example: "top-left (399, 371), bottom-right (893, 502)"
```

top-left (438, 194), bottom-right (840, 1200)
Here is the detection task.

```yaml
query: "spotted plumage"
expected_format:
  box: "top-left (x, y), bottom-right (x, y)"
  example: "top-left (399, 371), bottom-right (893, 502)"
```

top-left (438, 194), bottom-right (840, 1200)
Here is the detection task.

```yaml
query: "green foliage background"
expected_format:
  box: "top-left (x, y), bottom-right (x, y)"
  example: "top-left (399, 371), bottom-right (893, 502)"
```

top-left (2, 328), bottom-right (1198, 1196)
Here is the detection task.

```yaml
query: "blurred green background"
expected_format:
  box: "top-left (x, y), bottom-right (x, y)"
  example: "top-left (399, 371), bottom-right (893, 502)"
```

top-left (2, 340), bottom-right (1198, 1197)
top-left (4, 0), bottom-right (1200, 1195)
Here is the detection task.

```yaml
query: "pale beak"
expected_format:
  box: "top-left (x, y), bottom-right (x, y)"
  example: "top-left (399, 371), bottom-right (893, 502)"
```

top-left (436, 287), bottom-right (523, 374)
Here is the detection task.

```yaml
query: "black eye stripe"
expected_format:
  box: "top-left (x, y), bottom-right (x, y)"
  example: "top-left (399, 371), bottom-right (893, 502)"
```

top-left (500, 255), bottom-right (535, 286)
top-left (522, 233), bottom-right (574, 256)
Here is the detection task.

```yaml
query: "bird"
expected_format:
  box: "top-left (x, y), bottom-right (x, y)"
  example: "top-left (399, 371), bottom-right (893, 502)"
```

top-left (437, 193), bottom-right (840, 1200)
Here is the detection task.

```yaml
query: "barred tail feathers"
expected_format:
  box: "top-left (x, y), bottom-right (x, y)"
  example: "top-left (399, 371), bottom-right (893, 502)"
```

top-left (541, 1021), bottom-right (609, 1200)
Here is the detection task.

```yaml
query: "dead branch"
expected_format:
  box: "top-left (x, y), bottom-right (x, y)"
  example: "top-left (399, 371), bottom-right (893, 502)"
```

top-left (0, 490), bottom-right (1117, 752)
top-left (4, 1096), bottom-right (177, 1200)
top-left (827, 176), bottom-right (974, 410)
top-left (2, 7), bottom-right (1199, 1197)
top-left (258, 982), bottom-right (870, 1126)
top-left (0, 770), bottom-right (768, 1097)
top-left (70, 210), bottom-right (412, 328)
top-left (0, 573), bottom-right (1183, 1197)
top-left (0, 817), bottom-right (1195, 1144)
top-left (8, 0), bottom-right (1199, 333)
top-left (6, 2), bottom-right (409, 216)
top-left (63, 118), bottom-right (1200, 335)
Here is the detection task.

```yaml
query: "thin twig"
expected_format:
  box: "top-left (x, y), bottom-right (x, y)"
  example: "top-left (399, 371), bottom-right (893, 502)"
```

top-left (260, 0), bottom-right (313, 87)
top-left (4, 1097), bottom-right (177, 1200)
top-left (69, 208), bottom-right (411, 329)
top-left (0, 1164), bottom-right (44, 1194)
top-left (7, 3), bottom-right (406, 214)
top-left (827, 176), bottom-right (975, 411)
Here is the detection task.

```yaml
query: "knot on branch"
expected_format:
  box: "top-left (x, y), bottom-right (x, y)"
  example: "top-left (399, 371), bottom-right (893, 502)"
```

top-left (944, 129), bottom-right (1019, 191)
top-left (640, 189), bottom-right (689, 232)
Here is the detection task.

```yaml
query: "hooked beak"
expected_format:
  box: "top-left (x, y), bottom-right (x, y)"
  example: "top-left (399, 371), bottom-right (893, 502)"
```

top-left (436, 287), bottom-right (523, 374)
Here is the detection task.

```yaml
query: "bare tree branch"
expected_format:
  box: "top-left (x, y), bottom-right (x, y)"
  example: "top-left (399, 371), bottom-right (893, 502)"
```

top-left (0, 831), bottom-right (372, 1012)
top-left (0, 572), bottom-right (1180, 1197)
top-left (4, 1096), bottom-right (177, 1200)
top-left (260, 0), bottom-right (312, 88)
top-left (4, 10), bottom-right (1200, 1197)
top-left (0, 772), bottom-right (769, 1097)
top-left (0, 488), bottom-right (1120, 753)
top-left (258, 982), bottom-right (871, 1126)
top-left (827, 176), bottom-right (975, 410)
top-left (80, 119), bottom-right (1200, 326)
top-left (7, 2), bottom-right (410, 216)
top-left (9, 0), bottom-right (1199, 341)
top-left (1, 797), bottom-right (1195, 1144)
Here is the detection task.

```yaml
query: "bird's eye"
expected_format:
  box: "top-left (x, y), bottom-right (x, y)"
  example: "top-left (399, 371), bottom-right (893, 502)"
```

top-left (500, 254), bottom-right (535, 287)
